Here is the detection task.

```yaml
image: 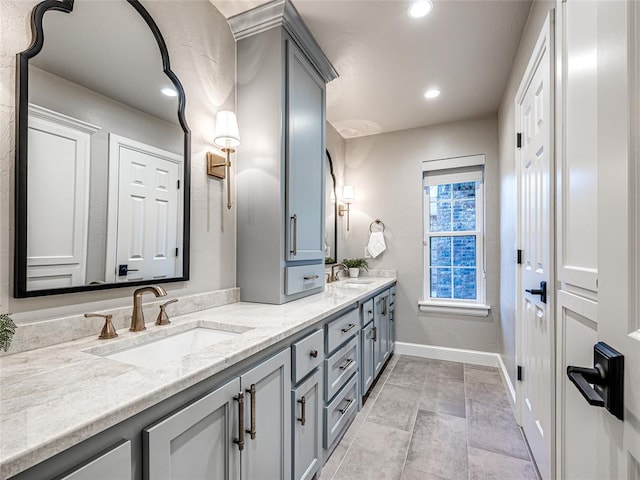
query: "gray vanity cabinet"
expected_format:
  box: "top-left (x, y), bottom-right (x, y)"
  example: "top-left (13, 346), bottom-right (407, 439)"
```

top-left (361, 321), bottom-right (375, 395)
top-left (59, 441), bottom-right (132, 480)
top-left (292, 368), bottom-right (323, 480)
top-left (143, 348), bottom-right (291, 480)
top-left (144, 378), bottom-right (241, 479)
top-left (285, 43), bottom-right (325, 263)
top-left (232, 0), bottom-right (337, 305)
top-left (373, 291), bottom-right (391, 377)
top-left (241, 349), bottom-right (292, 480)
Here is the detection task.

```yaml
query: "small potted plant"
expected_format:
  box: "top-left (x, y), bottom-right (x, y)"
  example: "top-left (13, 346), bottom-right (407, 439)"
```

top-left (0, 312), bottom-right (17, 353)
top-left (342, 258), bottom-right (368, 278)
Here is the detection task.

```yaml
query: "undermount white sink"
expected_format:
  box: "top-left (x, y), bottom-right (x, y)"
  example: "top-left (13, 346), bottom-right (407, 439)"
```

top-left (90, 324), bottom-right (250, 370)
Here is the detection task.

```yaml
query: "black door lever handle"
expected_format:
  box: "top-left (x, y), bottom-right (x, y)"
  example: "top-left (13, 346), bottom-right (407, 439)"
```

top-left (525, 280), bottom-right (547, 303)
top-left (566, 342), bottom-right (624, 421)
top-left (567, 365), bottom-right (605, 407)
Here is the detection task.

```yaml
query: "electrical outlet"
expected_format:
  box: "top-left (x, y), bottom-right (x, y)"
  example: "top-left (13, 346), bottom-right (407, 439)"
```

top-left (364, 246), bottom-right (372, 259)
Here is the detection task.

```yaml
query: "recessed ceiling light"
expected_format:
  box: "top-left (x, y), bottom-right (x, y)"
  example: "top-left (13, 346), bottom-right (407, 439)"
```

top-left (424, 89), bottom-right (441, 99)
top-left (161, 87), bottom-right (177, 97)
top-left (408, 0), bottom-right (433, 19)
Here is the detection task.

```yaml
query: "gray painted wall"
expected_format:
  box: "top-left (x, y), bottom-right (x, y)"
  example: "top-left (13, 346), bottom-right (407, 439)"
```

top-left (497, 0), bottom-right (554, 385)
top-left (0, 0), bottom-right (236, 320)
top-left (341, 116), bottom-right (500, 352)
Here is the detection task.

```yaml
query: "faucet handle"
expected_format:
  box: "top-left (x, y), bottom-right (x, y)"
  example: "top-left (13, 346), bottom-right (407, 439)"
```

top-left (156, 299), bottom-right (178, 326)
top-left (84, 313), bottom-right (118, 340)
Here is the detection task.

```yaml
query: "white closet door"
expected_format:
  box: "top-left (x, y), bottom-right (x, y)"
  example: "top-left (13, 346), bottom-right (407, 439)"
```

top-left (107, 134), bottom-right (182, 283)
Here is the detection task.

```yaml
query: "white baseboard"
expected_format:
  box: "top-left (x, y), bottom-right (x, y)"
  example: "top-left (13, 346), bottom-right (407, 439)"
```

top-left (395, 342), bottom-right (517, 404)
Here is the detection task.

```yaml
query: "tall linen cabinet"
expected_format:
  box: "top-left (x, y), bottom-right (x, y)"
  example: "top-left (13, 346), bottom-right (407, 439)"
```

top-left (230, 0), bottom-right (338, 304)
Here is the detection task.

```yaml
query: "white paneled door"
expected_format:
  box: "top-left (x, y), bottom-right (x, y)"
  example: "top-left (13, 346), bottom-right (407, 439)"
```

top-left (558, 1), bottom-right (640, 479)
top-left (106, 134), bottom-right (182, 283)
top-left (516, 13), bottom-right (554, 480)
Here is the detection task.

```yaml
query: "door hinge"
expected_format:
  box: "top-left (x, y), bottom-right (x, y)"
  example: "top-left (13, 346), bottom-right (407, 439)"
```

top-left (175, 247), bottom-right (179, 257)
top-left (517, 249), bottom-right (522, 265)
top-left (177, 179), bottom-right (180, 190)
top-left (517, 365), bottom-right (523, 381)
top-left (516, 133), bottom-right (522, 149)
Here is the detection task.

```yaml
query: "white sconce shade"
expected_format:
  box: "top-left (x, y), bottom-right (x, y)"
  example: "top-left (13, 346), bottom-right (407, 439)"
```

top-left (214, 110), bottom-right (240, 148)
top-left (343, 185), bottom-right (355, 203)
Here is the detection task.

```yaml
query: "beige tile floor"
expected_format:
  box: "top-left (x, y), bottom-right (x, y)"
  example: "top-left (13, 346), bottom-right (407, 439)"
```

top-left (320, 355), bottom-right (540, 480)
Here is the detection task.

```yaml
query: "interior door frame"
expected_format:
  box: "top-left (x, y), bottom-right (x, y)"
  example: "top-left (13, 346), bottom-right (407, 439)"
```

top-left (514, 10), bottom-right (556, 478)
top-left (105, 133), bottom-right (183, 283)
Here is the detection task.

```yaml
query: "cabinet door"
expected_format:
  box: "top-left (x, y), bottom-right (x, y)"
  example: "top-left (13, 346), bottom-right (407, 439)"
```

top-left (285, 40), bottom-right (325, 262)
top-left (292, 369), bottom-right (322, 480)
top-left (361, 321), bottom-right (375, 395)
top-left (241, 348), bottom-right (291, 480)
top-left (373, 291), bottom-right (390, 377)
top-left (143, 378), bottom-right (241, 480)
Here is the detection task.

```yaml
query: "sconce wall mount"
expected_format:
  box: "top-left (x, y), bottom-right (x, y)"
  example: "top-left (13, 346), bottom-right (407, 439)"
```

top-left (207, 110), bottom-right (240, 210)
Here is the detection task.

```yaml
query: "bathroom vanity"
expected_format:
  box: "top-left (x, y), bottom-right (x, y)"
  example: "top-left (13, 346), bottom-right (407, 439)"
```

top-left (0, 277), bottom-right (396, 480)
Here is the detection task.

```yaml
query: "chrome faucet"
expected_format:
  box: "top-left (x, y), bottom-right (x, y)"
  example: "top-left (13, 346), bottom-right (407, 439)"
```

top-left (130, 286), bottom-right (167, 332)
top-left (328, 263), bottom-right (346, 283)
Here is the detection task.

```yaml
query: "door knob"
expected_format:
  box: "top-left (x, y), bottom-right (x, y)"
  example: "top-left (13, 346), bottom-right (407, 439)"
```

top-left (567, 342), bottom-right (624, 421)
top-left (525, 280), bottom-right (547, 304)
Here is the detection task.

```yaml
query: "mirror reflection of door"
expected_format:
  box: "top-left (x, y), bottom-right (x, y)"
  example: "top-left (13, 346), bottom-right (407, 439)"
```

top-left (106, 135), bottom-right (183, 283)
top-left (26, 105), bottom-right (99, 290)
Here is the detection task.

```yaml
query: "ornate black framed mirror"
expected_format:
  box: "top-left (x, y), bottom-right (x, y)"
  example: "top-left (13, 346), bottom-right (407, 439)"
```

top-left (15, 0), bottom-right (191, 297)
top-left (325, 149), bottom-right (338, 265)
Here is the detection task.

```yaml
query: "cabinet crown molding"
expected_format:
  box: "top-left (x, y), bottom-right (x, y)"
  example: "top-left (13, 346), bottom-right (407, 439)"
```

top-left (228, 0), bottom-right (338, 83)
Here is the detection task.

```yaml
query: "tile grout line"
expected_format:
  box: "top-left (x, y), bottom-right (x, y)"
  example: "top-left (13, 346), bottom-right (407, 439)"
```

top-left (463, 363), bottom-right (472, 480)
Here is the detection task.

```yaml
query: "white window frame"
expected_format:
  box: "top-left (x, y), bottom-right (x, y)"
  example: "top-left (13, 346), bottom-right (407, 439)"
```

top-left (419, 155), bottom-right (490, 317)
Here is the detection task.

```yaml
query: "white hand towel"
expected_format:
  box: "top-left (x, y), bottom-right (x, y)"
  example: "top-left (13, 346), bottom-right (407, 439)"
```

top-left (367, 231), bottom-right (386, 258)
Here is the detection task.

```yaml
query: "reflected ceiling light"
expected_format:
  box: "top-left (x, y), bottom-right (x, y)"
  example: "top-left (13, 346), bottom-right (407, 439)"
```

top-left (161, 87), bottom-right (178, 97)
top-left (424, 89), bottom-right (441, 99)
top-left (408, 0), bottom-right (433, 18)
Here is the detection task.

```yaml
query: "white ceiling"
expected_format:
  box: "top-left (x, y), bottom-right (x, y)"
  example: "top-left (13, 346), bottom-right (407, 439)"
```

top-left (212, 0), bottom-right (532, 138)
top-left (32, 1), bottom-right (179, 125)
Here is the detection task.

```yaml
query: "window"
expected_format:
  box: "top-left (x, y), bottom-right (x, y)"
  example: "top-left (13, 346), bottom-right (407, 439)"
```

top-left (421, 156), bottom-right (489, 316)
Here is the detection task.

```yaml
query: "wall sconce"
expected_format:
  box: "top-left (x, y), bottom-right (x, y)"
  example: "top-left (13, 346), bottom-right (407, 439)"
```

top-left (207, 110), bottom-right (240, 209)
top-left (339, 185), bottom-right (354, 231)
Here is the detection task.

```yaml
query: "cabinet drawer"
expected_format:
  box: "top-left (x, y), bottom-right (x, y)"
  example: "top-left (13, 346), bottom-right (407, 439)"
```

top-left (361, 298), bottom-right (374, 326)
top-left (323, 373), bottom-right (358, 449)
top-left (325, 334), bottom-right (359, 401)
top-left (326, 308), bottom-right (359, 354)
top-left (292, 329), bottom-right (324, 383)
top-left (285, 264), bottom-right (325, 295)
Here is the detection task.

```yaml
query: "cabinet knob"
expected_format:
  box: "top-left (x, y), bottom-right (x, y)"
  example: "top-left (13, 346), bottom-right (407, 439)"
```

top-left (310, 349), bottom-right (318, 358)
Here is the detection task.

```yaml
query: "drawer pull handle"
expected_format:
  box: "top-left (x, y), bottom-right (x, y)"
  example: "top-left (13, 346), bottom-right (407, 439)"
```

top-left (290, 214), bottom-right (298, 255)
top-left (372, 326), bottom-right (377, 342)
top-left (233, 392), bottom-right (245, 451)
top-left (339, 358), bottom-right (354, 370)
top-left (297, 396), bottom-right (306, 425)
top-left (304, 274), bottom-right (319, 281)
top-left (341, 323), bottom-right (356, 333)
top-left (368, 310), bottom-right (372, 315)
top-left (310, 349), bottom-right (318, 358)
top-left (246, 384), bottom-right (257, 440)
top-left (338, 398), bottom-right (354, 415)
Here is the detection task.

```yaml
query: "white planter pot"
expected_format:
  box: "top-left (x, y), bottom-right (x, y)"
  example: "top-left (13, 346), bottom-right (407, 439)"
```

top-left (349, 268), bottom-right (360, 278)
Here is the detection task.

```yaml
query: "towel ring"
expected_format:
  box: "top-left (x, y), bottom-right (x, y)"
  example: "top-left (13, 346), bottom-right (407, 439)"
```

top-left (369, 219), bottom-right (385, 233)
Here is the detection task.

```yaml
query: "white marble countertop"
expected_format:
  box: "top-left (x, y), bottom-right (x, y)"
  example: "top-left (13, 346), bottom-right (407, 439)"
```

top-left (0, 277), bottom-right (395, 478)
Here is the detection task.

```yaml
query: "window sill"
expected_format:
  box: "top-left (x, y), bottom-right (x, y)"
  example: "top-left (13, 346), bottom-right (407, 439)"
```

top-left (418, 301), bottom-right (490, 317)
